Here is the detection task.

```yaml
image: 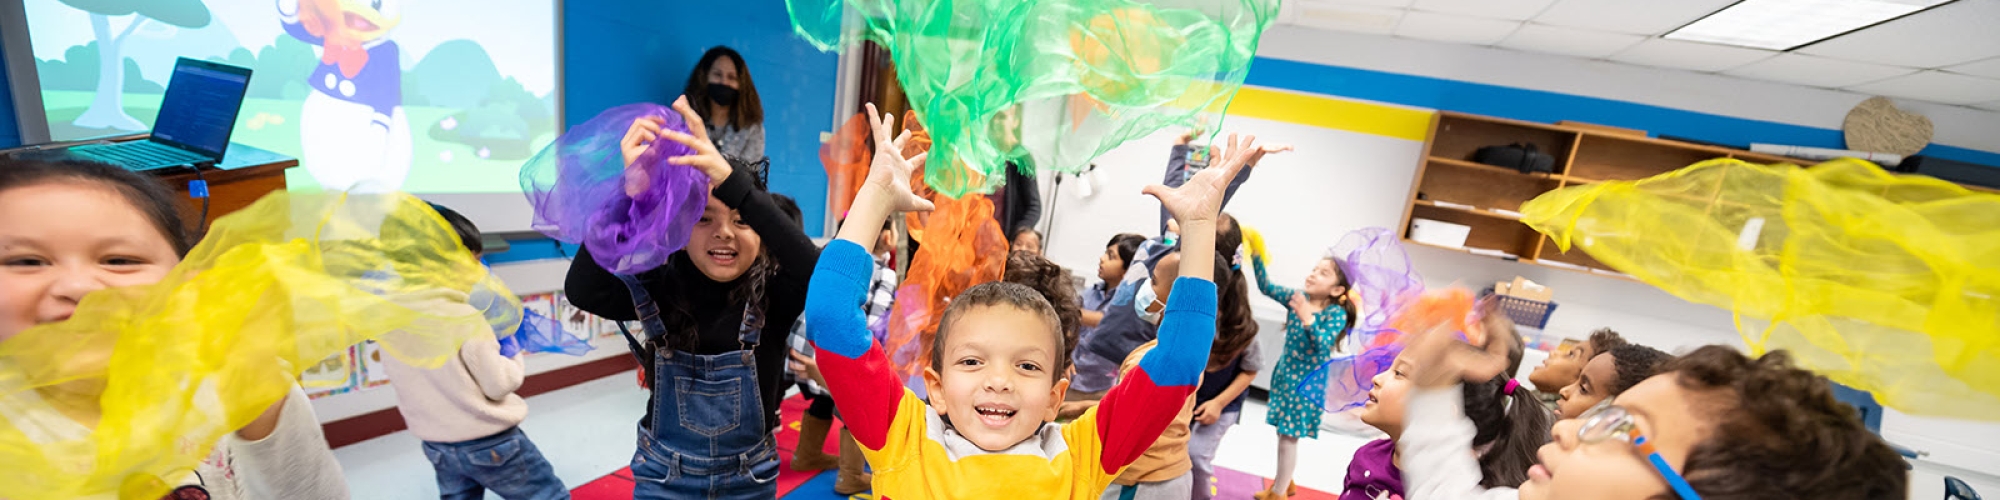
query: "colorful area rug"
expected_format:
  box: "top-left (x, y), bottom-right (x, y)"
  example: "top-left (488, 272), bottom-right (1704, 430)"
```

top-left (570, 395), bottom-right (1335, 499)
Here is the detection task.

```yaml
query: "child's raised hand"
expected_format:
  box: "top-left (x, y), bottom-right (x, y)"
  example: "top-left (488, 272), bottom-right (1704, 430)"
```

top-left (1241, 143), bottom-right (1294, 169)
top-left (662, 96), bottom-right (734, 188)
top-left (861, 102), bottom-right (933, 214)
top-left (1402, 310), bottom-right (1513, 390)
top-left (1240, 223), bottom-right (1268, 259)
top-left (620, 116), bottom-right (667, 197)
top-left (1143, 133), bottom-right (1259, 227)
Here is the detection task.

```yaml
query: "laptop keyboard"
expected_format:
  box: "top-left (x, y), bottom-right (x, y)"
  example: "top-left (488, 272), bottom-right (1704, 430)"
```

top-left (74, 141), bottom-right (207, 169)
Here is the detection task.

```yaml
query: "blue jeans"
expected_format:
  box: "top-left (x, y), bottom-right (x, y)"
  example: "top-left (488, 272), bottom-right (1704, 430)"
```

top-left (420, 426), bottom-right (569, 500)
top-left (629, 428), bottom-right (781, 500)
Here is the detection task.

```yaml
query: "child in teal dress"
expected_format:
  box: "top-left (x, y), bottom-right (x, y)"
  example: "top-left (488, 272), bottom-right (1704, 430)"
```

top-left (1248, 238), bottom-right (1356, 500)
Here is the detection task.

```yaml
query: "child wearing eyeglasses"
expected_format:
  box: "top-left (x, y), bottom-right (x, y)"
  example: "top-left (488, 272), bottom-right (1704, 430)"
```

top-left (1396, 319), bottom-right (1909, 500)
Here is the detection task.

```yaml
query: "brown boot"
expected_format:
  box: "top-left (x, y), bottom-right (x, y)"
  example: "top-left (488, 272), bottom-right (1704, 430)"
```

top-left (833, 430), bottom-right (873, 495)
top-left (791, 415), bottom-right (839, 471)
top-left (1249, 482), bottom-right (1298, 500)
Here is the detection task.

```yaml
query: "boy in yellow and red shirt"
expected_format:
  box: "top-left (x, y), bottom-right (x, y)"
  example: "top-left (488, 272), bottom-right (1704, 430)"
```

top-left (803, 106), bottom-right (1268, 498)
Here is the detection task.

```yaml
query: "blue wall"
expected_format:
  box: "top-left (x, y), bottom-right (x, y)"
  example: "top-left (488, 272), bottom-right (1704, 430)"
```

top-left (564, 0), bottom-right (838, 234)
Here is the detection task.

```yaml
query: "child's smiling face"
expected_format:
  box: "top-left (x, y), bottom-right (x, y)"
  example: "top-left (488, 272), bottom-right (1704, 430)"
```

top-left (0, 182), bottom-right (181, 341)
top-left (924, 304), bottom-right (1068, 451)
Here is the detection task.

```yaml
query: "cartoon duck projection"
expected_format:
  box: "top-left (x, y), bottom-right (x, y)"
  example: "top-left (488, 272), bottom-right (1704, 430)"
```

top-left (279, 0), bottom-right (411, 192)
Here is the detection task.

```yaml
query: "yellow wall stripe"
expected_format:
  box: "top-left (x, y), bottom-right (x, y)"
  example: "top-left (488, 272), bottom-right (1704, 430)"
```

top-left (1224, 87), bottom-right (1432, 142)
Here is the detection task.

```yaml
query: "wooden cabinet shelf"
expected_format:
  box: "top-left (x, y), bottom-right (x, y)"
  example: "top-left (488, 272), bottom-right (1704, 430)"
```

top-left (1402, 111), bottom-right (1993, 283)
top-left (1400, 112), bottom-right (1810, 279)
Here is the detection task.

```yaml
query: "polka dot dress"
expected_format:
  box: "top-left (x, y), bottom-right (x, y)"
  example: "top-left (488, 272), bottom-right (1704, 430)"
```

top-left (1252, 257), bottom-right (1353, 439)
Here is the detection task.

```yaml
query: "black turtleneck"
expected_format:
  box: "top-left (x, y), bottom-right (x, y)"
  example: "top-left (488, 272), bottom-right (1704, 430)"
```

top-left (565, 165), bottom-right (817, 433)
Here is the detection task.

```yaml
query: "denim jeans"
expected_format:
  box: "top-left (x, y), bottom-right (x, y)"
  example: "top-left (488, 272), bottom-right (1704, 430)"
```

top-left (629, 430), bottom-right (780, 500)
top-left (420, 426), bottom-right (569, 500)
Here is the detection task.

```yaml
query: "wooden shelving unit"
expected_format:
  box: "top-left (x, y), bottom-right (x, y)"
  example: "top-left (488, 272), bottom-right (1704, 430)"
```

top-left (1398, 111), bottom-right (1836, 280)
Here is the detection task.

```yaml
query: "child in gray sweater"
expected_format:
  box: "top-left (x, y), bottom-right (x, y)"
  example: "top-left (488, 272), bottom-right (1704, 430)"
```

top-left (378, 204), bottom-right (569, 500)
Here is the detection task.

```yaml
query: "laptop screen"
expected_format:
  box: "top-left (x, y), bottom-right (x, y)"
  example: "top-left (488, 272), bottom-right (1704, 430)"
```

top-left (151, 58), bottom-right (252, 159)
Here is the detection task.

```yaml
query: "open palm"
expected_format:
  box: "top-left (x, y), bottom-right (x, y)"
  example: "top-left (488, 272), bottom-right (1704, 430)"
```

top-left (863, 103), bottom-right (934, 213)
top-left (1144, 133), bottom-right (1261, 225)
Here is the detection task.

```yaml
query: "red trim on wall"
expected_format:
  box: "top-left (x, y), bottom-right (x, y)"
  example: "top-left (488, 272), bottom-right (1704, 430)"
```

top-left (321, 355), bottom-right (638, 448)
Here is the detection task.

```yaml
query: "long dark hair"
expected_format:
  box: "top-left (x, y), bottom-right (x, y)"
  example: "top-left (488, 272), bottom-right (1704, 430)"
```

top-left (1209, 250), bottom-right (1258, 370)
top-left (653, 161), bottom-right (781, 346)
top-left (1326, 257), bottom-right (1358, 350)
top-left (1461, 311), bottom-right (1552, 488)
top-left (0, 157), bottom-right (192, 256)
top-left (684, 46), bottom-right (764, 128)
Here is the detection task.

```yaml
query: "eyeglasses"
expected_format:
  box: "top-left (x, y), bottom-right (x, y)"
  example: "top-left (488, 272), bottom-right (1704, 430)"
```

top-left (1575, 399), bottom-right (1704, 500)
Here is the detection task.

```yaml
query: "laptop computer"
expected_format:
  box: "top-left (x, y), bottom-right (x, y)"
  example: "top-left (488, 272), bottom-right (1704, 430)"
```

top-left (66, 57), bottom-right (252, 172)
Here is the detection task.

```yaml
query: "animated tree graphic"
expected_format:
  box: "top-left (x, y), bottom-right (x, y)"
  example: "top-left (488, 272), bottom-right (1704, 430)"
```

top-left (59, 0), bottom-right (212, 131)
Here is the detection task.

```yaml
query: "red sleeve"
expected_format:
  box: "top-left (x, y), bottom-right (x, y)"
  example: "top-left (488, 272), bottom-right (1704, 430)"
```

top-left (814, 343), bottom-right (905, 450)
top-left (1091, 369), bottom-right (1197, 473)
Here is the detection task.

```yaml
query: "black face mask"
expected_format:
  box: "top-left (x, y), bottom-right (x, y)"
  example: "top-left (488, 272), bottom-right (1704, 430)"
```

top-left (708, 84), bottom-right (740, 107)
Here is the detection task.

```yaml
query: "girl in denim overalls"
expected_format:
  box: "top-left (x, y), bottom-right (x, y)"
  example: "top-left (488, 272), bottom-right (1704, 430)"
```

top-left (566, 99), bottom-right (817, 500)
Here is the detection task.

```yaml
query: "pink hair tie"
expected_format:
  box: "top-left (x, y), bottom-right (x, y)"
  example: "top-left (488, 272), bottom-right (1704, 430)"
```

top-left (1503, 379), bottom-right (1521, 395)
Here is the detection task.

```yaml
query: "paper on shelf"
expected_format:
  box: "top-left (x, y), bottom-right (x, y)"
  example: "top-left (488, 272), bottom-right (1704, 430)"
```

top-left (1432, 200), bottom-right (1476, 210)
top-left (1749, 143), bottom-right (1903, 166)
top-left (1490, 208), bottom-right (1523, 219)
top-left (1467, 247), bottom-right (1517, 259)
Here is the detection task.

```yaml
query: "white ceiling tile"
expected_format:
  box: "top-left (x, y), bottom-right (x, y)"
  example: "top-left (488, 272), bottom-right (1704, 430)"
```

top-left (1796, 0), bottom-right (2000, 68)
top-left (1394, 11), bottom-right (1522, 45)
top-left (1609, 38), bottom-right (1779, 73)
top-left (1531, 0), bottom-right (1740, 35)
top-left (1410, 0), bottom-right (1557, 21)
top-left (1723, 53), bottom-right (1919, 88)
top-left (1291, 3), bottom-right (1404, 35)
top-left (1946, 57), bottom-right (2000, 80)
top-left (1498, 23), bottom-right (1646, 59)
top-left (1847, 71), bottom-right (2000, 106)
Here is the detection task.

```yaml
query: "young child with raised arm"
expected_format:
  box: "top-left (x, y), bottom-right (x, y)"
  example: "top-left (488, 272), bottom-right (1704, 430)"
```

top-left (802, 104), bottom-right (1264, 498)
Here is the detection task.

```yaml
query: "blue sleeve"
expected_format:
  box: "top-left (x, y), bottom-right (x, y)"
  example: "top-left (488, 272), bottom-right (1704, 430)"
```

top-left (1135, 277), bottom-right (1217, 387)
top-left (803, 240), bottom-right (876, 359)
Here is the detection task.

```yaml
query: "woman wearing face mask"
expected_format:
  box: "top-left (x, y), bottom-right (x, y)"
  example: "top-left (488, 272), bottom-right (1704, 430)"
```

top-left (565, 96), bottom-right (813, 500)
top-left (684, 46), bottom-right (767, 176)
